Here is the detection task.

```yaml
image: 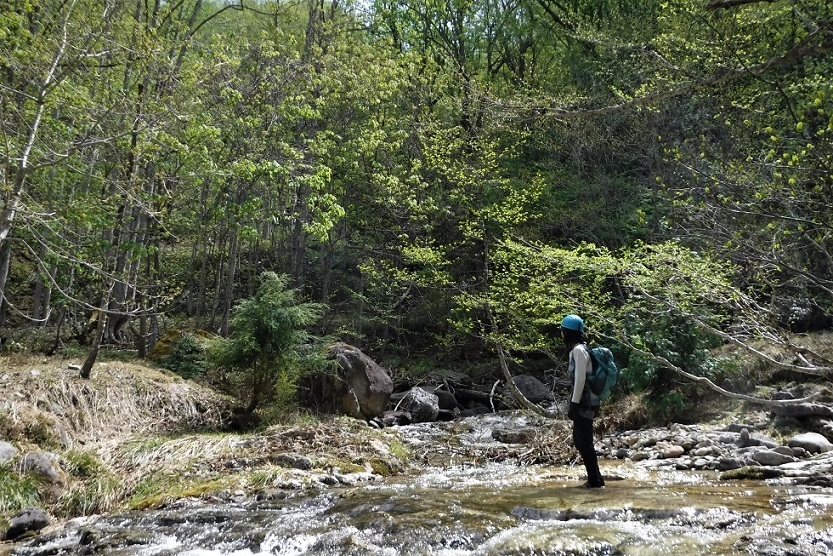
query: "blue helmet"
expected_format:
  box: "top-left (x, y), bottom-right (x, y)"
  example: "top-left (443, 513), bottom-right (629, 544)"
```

top-left (560, 314), bottom-right (585, 333)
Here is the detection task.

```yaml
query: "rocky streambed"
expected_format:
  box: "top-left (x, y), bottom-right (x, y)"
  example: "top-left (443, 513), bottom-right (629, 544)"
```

top-left (7, 410), bottom-right (833, 555)
top-left (4, 349), bottom-right (833, 555)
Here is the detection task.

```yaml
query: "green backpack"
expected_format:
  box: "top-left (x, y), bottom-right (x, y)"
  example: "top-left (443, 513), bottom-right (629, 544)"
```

top-left (587, 346), bottom-right (619, 401)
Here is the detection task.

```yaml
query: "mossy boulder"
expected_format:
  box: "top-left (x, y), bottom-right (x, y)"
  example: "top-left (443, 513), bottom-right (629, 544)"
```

top-left (148, 329), bottom-right (219, 362)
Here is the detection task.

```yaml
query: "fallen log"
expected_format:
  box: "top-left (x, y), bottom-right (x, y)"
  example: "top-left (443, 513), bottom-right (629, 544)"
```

top-left (769, 403), bottom-right (833, 418)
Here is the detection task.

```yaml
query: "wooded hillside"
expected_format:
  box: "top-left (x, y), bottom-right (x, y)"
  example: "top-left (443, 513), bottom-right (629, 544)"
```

top-left (1, 0), bottom-right (831, 413)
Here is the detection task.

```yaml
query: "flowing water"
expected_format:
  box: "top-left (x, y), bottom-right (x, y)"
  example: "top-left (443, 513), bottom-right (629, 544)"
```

top-left (12, 414), bottom-right (833, 556)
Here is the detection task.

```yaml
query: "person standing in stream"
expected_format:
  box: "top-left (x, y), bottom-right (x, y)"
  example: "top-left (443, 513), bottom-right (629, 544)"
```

top-left (561, 314), bottom-right (605, 488)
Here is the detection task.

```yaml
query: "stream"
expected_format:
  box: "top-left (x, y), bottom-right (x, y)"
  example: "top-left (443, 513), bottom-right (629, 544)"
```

top-left (11, 414), bottom-right (833, 555)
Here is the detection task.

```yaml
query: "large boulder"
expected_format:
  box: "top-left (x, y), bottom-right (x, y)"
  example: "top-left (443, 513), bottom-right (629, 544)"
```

top-left (773, 297), bottom-right (831, 332)
top-left (788, 432), bottom-right (833, 454)
top-left (419, 385), bottom-right (458, 410)
top-left (21, 452), bottom-right (66, 488)
top-left (328, 343), bottom-right (393, 420)
top-left (751, 449), bottom-right (795, 466)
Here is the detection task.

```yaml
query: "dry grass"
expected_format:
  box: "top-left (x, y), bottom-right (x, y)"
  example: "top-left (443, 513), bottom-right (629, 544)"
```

top-left (0, 355), bottom-right (231, 448)
top-left (0, 355), bottom-right (236, 515)
top-left (0, 354), bottom-right (414, 516)
top-left (714, 330), bottom-right (833, 376)
top-left (90, 417), bottom-right (410, 510)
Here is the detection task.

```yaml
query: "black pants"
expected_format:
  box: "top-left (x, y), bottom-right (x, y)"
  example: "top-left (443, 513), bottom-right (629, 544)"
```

top-left (572, 415), bottom-right (603, 486)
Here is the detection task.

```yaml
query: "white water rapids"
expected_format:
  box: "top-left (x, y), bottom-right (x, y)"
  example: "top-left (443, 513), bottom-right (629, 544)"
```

top-left (11, 413), bottom-right (833, 555)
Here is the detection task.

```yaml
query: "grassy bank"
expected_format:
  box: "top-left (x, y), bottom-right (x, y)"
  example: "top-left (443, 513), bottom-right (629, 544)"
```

top-left (0, 354), bottom-right (411, 539)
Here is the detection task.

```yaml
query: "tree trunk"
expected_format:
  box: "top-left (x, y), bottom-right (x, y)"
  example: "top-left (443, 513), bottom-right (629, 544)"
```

top-left (31, 245), bottom-right (57, 324)
top-left (0, 241), bottom-right (11, 329)
top-left (219, 230), bottom-right (240, 336)
top-left (80, 306), bottom-right (107, 379)
top-left (137, 290), bottom-right (148, 358)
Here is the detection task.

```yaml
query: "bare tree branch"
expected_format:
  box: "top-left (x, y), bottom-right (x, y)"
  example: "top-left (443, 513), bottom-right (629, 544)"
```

top-left (493, 27), bottom-right (832, 121)
top-left (705, 0), bottom-right (775, 10)
top-left (610, 331), bottom-right (823, 407)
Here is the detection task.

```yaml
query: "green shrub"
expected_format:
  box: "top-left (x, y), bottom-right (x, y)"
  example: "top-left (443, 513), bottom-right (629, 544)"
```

top-left (210, 272), bottom-right (325, 414)
top-left (622, 314), bottom-right (734, 422)
top-left (161, 334), bottom-right (208, 379)
top-left (63, 449), bottom-right (106, 478)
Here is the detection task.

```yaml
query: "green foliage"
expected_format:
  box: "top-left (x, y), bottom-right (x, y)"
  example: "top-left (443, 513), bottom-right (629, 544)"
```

top-left (649, 0), bottom-right (833, 315)
top-left (0, 0), bottom-right (828, 413)
top-left (161, 334), bottom-right (209, 379)
top-left (210, 272), bottom-right (325, 413)
top-left (0, 464), bottom-right (41, 513)
top-left (461, 238), bottom-right (747, 414)
top-left (62, 449), bottom-right (106, 479)
top-left (621, 314), bottom-right (730, 420)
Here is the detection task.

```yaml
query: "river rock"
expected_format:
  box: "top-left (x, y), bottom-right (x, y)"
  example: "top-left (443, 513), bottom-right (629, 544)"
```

top-left (770, 402), bottom-right (833, 418)
top-left (718, 457), bottom-right (743, 471)
top-left (428, 370), bottom-right (473, 389)
top-left (4, 507), bottom-right (50, 541)
top-left (736, 428), bottom-right (779, 449)
top-left (790, 446), bottom-right (808, 458)
top-left (661, 445), bottom-right (685, 459)
top-left (431, 388), bottom-right (459, 411)
top-left (509, 375), bottom-right (552, 403)
top-left (0, 440), bottom-right (18, 464)
top-left (271, 453), bottom-right (313, 470)
top-left (459, 406), bottom-right (491, 418)
top-left (400, 387), bottom-right (440, 423)
top-left (492, 427), bottom-right (533, 444)
top-left (380, 410), bottom-right (412, 426)
top-left (787, 432), bottom-right (833, 454)
top-left (21, 452), bottom-right (66, 487)
top-left (723, 423), bottom-right (757, 433)
top-left (751, 449), bottom-right (795, 466)
top-left (436, 409), bottom-right (456, 421)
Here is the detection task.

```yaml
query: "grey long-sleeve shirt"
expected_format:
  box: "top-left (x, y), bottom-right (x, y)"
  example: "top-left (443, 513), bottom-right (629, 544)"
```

top-left (569, 343), bottom-right (591, 404)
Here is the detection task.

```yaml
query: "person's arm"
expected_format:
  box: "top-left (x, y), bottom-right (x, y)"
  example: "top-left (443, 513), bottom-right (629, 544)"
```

top-left (571, 346), bottom-right (590, 404)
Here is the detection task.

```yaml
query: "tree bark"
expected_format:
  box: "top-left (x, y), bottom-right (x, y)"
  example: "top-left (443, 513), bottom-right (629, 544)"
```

top-left (0, 241), bottom-right (11, 329)
top-left (80, 307), bottom-right (108, 379)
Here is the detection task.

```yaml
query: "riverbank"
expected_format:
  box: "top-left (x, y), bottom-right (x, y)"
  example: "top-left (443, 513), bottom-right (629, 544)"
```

top-left (0, 355), bottom-right (417, 539)
top-left (0, 350), bottom-right (579, 553)
top-left (2, 342), bottom-right (832, 553)
top-left (5, 407), bottom-right (833, 555)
